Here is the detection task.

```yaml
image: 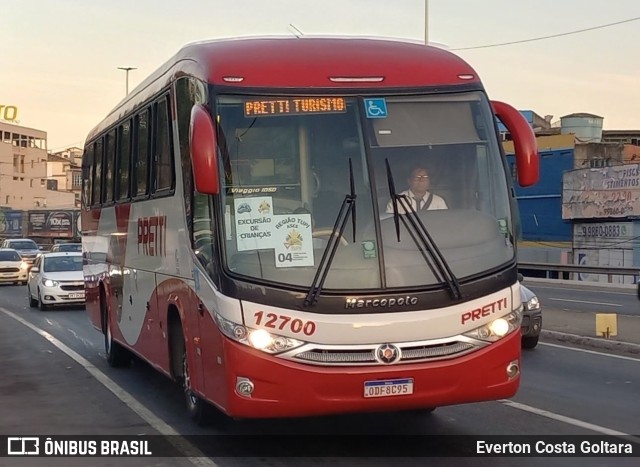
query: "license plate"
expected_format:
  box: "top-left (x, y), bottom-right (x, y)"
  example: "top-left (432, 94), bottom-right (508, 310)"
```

top-left (364, 378), bottom-right (414, 398)
top-left (69, 293), bottom-right (85, 299)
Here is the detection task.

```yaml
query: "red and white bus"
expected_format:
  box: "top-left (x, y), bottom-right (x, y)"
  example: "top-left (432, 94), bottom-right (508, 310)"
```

top-left (82, 37), bottom-right (538, 424)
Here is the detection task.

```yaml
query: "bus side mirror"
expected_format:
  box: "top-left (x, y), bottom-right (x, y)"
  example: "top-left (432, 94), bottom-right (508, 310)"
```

top-left (190, 104), bottom-right (220, 195)
top-left (492, 100), bottom-right (539, 187)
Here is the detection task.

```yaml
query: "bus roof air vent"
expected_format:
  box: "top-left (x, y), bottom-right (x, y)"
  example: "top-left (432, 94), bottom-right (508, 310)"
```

top-left (457, 74), bottom-right (475, 80)
top-left (223, 76), bottom-right (245, 82)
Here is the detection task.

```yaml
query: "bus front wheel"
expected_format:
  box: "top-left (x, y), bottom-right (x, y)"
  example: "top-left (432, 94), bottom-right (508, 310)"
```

top-left (182, 350), bottom-right (212, 425)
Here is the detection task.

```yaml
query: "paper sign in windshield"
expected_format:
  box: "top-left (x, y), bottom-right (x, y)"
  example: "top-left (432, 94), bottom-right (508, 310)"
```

top-left (273, 214), bottom-right (314, 267)
top-left (234, 197), bottom-right (275, 251)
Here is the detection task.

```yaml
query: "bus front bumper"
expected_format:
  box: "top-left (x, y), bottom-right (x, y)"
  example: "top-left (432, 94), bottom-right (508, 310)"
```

top-left (219, 330), bottom-right (521, 419)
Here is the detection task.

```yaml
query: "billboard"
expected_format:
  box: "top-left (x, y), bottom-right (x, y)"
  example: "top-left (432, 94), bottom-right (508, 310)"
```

top-left (27, 210), bottom-right (78, 238)
top-left (0, 210), bottom-right (23, 236)
top-left (562, 164), bottom-right (640, 219)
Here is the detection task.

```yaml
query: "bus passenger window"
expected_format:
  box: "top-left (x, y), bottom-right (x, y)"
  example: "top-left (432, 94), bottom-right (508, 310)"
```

top-left (117, 120), bottom-right (132, 200)
top-left (135, 110), bottom-right (150, 196)
top-left (154, 97), bottom-right (173, 192)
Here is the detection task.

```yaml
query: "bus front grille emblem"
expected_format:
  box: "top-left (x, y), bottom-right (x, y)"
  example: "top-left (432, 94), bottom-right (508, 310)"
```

top-left (375, 344), bottom-right (401, 364)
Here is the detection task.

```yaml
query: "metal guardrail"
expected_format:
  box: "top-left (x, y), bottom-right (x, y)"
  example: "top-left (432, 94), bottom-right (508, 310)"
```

top-left (518, 261), bottom-right (639, 282)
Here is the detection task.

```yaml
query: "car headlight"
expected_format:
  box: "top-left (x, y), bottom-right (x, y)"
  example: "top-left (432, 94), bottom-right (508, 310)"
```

top-left (20, 262), bottom-right (29, 270)
top-left (525, 296), bottom-right (540, 311)
top-left (214, 312), bottom-right (305, 354)
top-left (463, 307), bottom-right (523, 342)
top-left (44, 279), bottom-right (59, 287)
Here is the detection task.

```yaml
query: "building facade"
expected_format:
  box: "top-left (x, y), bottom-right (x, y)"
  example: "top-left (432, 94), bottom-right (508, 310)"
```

top-left (0, 121), bottom-right (75, 210)
top-left (504, 112), bottom-right (640, 283)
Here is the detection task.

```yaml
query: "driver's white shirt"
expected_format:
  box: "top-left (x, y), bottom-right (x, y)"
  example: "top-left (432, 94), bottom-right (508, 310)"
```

top-left (385, 190), bottom-right (448, 214)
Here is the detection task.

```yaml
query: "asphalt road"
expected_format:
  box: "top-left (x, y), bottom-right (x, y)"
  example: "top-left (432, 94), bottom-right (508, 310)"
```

top-left (0, 282), bottom-right (639, 466)
top-left (524, 279), bottom-right (638, 317)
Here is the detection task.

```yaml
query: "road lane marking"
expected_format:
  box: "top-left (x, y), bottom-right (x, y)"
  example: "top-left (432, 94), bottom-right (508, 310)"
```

top-left (500, 400), bottom-right (640, 443)
top-left (0, 306), bottom-right (216, 467)
top-left (548, 297), bottom-right (621, 307)
top-left (540, 341), bottom-right (640, 362)
top-left (528, 285), bottom-right (635, 296)
top-left (5, 305), bottom-right (639, 452)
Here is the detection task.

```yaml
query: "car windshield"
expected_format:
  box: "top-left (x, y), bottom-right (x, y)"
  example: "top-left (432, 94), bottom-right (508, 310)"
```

top-left (10, 241), bottom-right (37, 250)
top-left (0, 251), bottom-right (21, 261)
top-left (57, 244), bottom-right (82, 252)
top-left (43, 256), bottom-right (83, 272)
top-left (213, 92), bottom-right (513, 290)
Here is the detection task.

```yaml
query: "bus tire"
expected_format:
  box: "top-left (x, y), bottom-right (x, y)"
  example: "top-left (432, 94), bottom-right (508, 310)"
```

top-left (182, 350), bottom-right (212, 425)
top-left (102, 289), bottom-right (131, 367)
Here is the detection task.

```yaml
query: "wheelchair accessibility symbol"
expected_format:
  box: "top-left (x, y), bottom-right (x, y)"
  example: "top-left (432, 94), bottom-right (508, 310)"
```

top-left (364, 98), bottom-right (388, 118)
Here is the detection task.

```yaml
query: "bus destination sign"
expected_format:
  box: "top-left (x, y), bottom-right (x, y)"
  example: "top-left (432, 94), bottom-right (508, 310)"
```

top-left (244, 97), bottom-right (346, 117)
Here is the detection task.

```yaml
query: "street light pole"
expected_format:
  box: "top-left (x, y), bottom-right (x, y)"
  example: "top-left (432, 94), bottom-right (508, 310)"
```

top-left (424, 0), bottom-right (429, 45)
top-left (117, 67), bottom-right (137, 95)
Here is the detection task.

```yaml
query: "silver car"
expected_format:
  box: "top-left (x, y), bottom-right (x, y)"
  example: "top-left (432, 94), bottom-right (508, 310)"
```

top-left (27, 252), bottom-right (85, 310)
top-left (520, 283), bottom-right (542, 349)
top-left (0, 238), bottom-right (40, 266)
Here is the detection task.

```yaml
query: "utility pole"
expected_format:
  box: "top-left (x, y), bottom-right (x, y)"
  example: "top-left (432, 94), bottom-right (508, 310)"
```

top-left (117, 67), bottom-right (137, 95)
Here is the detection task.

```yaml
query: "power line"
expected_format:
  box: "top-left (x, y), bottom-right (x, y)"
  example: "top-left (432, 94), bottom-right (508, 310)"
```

top-left (451, 16), bottom-right (640, 51)
top-left (48, 141), bottom-right (85, 153)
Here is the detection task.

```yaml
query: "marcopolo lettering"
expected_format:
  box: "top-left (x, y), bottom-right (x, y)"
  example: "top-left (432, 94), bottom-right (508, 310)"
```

top-left (345, 296), bottom-right (418, 309)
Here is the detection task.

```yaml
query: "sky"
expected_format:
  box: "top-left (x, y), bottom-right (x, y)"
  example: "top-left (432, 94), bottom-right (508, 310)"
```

top-left (3, 0), bottom-right (640, 152)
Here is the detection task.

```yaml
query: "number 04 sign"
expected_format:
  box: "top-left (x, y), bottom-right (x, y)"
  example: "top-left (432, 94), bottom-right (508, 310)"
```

top-left (273, 213), bottom-right (314, 267)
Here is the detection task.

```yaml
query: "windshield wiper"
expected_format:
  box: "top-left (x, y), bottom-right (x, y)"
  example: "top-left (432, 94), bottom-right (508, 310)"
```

top-left (304, 159), bottom-right (357, 307)
top-left (385, 159), bottom-right (463, 300)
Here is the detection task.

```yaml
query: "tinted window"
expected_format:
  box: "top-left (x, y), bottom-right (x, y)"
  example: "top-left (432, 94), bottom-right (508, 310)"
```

top-left (103, 129), bottom-right (116, 203)
top-left (154, 97), bottom-right (174, 192)
top-left (43, 256), bottom-right (83, 272)
top-left (56, 244), bottom-right (82, 252)
top-left (117, 120), bottom-right (132, 200)
top-left (0, 251), bottom-right (21, 261)
top-left (82, 145), bottom-right (94, 208)
top-left (10, 240), bottom-right (37, 250)
top-left (134, 110), bottom-right (150, 197)
top-left (92, 139), bottom-right (103, 205)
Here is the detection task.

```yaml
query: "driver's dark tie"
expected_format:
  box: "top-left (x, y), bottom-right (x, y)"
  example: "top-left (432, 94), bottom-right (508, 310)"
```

top-left (414, 197), bottom-right (423, 210)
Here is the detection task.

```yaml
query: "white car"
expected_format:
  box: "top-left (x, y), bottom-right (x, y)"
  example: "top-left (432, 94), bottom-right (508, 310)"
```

top-left (0, 248), bottom-right (29, 285)
top-left (27, 252), bottom-right (85, 310)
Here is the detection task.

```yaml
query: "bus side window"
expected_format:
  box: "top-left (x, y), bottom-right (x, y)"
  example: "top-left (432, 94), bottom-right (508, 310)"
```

top-left (134, 109), bottom-right (150, 198)
top-left (154, 96), bottom-right (174, 193)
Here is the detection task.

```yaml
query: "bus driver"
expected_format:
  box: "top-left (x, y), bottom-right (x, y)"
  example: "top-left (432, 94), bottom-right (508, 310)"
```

top-left (386, 167), bottom-right (448, 214)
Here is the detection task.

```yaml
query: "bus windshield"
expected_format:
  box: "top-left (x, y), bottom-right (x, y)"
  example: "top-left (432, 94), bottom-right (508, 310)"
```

top-left (215, 92), bottom-right (513, 290)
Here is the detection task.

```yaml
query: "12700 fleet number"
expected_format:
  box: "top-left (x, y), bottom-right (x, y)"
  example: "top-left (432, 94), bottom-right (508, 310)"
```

top-left (253, 311), bottom-right (317, 336)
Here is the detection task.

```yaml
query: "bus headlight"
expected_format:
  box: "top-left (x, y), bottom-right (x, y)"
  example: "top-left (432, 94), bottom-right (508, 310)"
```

top-left (463, 307), bottom-right (522, 342)
top-left (214, 312), bottom-right (305, 354)
top-left (248, 329), bottom-right (272, 349)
